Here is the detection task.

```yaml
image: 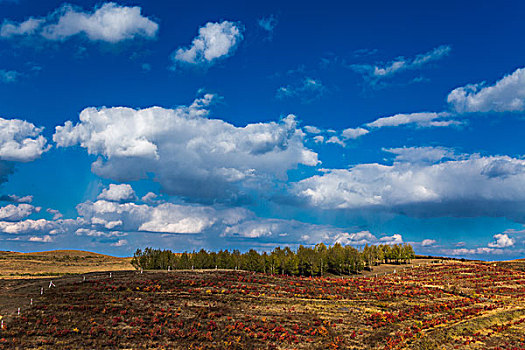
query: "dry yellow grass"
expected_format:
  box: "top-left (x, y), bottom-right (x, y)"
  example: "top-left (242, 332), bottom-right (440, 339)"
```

top-left (0, 250), bottom-right (133, 278)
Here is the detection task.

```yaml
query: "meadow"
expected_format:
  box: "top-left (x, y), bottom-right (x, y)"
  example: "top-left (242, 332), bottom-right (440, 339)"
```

top-left (0, 259), bottom-right (524, 349)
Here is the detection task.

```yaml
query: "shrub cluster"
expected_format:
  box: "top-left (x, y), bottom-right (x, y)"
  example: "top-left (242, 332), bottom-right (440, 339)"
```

top-left (131, 243), bottom-right (415, 276)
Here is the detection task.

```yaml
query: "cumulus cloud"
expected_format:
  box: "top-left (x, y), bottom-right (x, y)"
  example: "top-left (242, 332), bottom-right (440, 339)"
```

top-left (0, 194), bottom-right (33, 203)
top-left (350, 45), bottom-right (451, 84)
top-left (313, 135), bottom-right (324, 143)
top-left (449, 247), bottom-right (499, 255)
top-left (304, 126), bottom-right (321, 134)
top-left (28, 234), bottom-right (53, 243)
top-left (75, 228), bottom-right (124, 237)
top-left (76, 199), bottom-right (249, 234)
top-left (141, 191), bottom-right (158, 203)
top-left (379, 234), bottom-right (403, 245)
top-left (0, 17), bottom-right (43, 37)
top-left (448, 67), bottom-right (525, 113)
top-left (326, 136), bottom-right (345, 147)
top-left (421, 239), bottom-right (436, 246)
top-left (0, 117), bottom-right (49, 162)
top-left (366, 112), bottom-right (459, 128)
top-left (98, 184), bottom-right (136, 202)
top-left (54, 95), bottom-right (317, 203)
top-left (488, 233), bottom-right (515, 248)
top-left (46, 208), bottom-right (63, 220)
top-left (341, 127), bottom-right (369, 140)
top-left (171, 21), bottom-right (243, 67)
top-left (222, 217), bottom-right (387, 247)
top-left (334, 231), bottom-right (403, 246)
top-left (276, 77), bottom-right (326, 102)
top-left (0, 218), bottom-right (77, 234)
top-left (0, 2), bottom-right (158, 43)
top-left (0, 203), bottom-right (39, 221)
top-left (223, 218), bottom-right (292, 238)
top-left (292, 153), bottom-right (525, 220)
top-left (111, 239), bottom-right (127, 247)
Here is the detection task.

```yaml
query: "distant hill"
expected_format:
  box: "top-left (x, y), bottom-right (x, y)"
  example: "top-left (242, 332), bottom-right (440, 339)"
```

top-left (0, 250), bottom-right (133, 278)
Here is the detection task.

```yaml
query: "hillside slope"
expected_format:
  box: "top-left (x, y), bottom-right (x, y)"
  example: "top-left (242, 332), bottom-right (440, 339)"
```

top-left (0, 250), bottom-right (133, 278)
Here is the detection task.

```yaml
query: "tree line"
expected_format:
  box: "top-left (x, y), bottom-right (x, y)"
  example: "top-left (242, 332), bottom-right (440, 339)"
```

top-left (131, 243), bottom-right (415, 277)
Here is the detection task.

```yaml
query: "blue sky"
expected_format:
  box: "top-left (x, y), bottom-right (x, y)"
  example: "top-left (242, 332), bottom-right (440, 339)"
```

top-left (0, 0), bottom-right (524, 260)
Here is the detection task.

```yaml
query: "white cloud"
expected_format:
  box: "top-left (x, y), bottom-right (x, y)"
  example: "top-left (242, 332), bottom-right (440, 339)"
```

top-left (421, 239), bottom-right (436, 246)
top-left (46, 208), bottom-right (63, 220)
top-left (447, 67), bottom-right (525, 113)
top-left (449, 247), bottom-right (499, 255)
top-left (75, 228), bottom-right (124, 237)
top-left (313, 135), bottom-right (324, 143)
top-left (0, 194), bottom-right (33, 203)
top-left (341, 127), bottom-right (369, 139)
top-left (0, 117), bottom-right (49, 162)
top-left (1, 2), bottom-right (158, 43)
top-left (0, 203), bottom-right (39, 221)
top-left (488, 233), bottom-right (515, 248)
top-left (326, 136), bottom-right (345, 147)
top-left (350, 45), bottom-right (451, 83)
top-left (54, 96), bottom-right (317, 203)
top-left (111, 239), bottom-right (127, 247)
top-left (0, 17), bottom-right (43, 37)
top-left (29, 235), bottom-right (53, 243)
top-left (379, 234), bottom-right (403, 245)
top-left (222, 217), bottom-right (355, 245)
top-left (0, 218), bottom-right (70, 234)
top-left (304, 126), bottom-right (321, 134)
top-left (98, 184), bottom-right (136, 202)
top-left (141, 191), bottom-right (158, 203)
top-left (224, 219), bottom-right (286, 238)
top-left (366, 112), bottom-right (459, 128)
top-left (333, 231), bottom-right (403, 246)
top-left (172, 21), bottom-right (243, 67)
top-left (77, 199), bottom-right (249, 234)
top-left (333, 230), bottom-right (377, 245)
top-left (292, 154), bottom-right (525, 219)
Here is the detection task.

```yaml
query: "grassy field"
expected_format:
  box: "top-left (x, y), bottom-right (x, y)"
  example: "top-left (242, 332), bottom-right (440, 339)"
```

top-left (0, 250), bottom-right (133, 278)
top-left (0, 252), bottom-right (523, 349)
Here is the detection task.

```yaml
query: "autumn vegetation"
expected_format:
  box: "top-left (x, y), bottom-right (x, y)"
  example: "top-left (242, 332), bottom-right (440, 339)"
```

top-left (1, 248), bottom-right (524, 349)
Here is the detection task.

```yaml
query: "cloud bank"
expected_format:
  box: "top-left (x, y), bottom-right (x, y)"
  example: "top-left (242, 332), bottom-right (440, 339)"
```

top-left (1, 2), bottom-right (158, 43)
top-left (292, 150), bottom-right (525, 221)
top-left (448, 67), bottom-right (525, 113)
top-left (53, 95), bottom-right (318, 203)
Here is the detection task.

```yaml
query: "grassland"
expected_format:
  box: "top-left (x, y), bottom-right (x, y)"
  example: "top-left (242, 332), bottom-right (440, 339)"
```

top-left (0, 250), bottom-right (133, 278)
top-left (0, 252), bottom-right (523, 349)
